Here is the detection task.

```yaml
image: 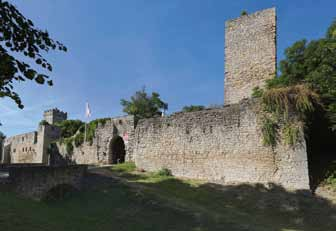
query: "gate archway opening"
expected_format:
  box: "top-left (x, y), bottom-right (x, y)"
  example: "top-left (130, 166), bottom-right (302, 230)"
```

top-left (109, 136), bottom-right (126, 164)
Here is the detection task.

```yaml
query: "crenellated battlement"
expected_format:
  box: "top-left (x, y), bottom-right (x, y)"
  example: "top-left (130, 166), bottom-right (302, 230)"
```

top-left (43, 108), bottom-right (67, 125)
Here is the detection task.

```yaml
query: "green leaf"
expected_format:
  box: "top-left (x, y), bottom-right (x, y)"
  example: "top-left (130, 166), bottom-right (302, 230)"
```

top-left (35, 74), bottom-right (46, 84)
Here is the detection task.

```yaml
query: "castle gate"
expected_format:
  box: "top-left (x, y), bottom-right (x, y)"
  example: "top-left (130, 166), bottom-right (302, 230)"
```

top-left (109, 136), bottom-right (126, 164)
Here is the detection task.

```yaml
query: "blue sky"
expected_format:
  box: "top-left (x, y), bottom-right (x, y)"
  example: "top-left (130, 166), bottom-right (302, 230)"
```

top-left (1, 0), bottom-right (335, 136)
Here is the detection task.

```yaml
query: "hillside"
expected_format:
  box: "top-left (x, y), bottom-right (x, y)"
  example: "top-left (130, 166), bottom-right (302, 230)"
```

top-left (1, 163), bottom-right (335, 231)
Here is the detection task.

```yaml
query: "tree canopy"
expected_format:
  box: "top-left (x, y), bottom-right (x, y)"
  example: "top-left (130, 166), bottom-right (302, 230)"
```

top-left (120, 87), bottom-right (168, 119)
top-left (264, 19), bottom-right (336, 130)
top-left (0, 1), bottom-right (66, 108)
top-left (0, 130), bottom-right (5, 139)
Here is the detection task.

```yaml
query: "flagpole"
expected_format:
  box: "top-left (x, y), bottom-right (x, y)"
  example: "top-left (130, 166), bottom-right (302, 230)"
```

top-left (85, 102), bottom-right (91, 143)
top-left (84, 122), bottom-right (87, 143)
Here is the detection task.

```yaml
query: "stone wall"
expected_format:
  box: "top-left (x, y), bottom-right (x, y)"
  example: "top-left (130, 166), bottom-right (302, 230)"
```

top-left (8, 165), bottom-right (87, 200)
top-left (52, 116), bottom-right (136, 165)
top-left (224, 8), bottom-right (276, 105)
top-left (134, 99), bottom-right (310, 190)
top-left (2, 132), bottom-right (38, 163)
top-left (38, 125), bottom-right (62, 163)
top-left (2, 124), bottom-right (61, 164)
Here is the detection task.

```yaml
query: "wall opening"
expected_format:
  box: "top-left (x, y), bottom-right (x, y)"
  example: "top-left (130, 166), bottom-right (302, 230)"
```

top-left (306, 109), bottom-right (336, 191)
top-left (109, 136), bottom-right (126, 164)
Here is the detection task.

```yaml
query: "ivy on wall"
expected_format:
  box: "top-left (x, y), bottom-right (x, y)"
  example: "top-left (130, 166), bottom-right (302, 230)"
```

top-left (56, 118), bottom-right (110, 154)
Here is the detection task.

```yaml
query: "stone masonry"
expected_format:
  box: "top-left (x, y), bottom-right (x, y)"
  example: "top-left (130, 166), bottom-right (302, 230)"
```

top-left (43, 108), bottom-right (67, 125)
top-left (1, 109), bottom-right (64, 164)
top-left (1, 8), bottom-right (311, 190)
top-left (8, 165), bottom-right (87, 200)
top-left (224, 8), bottom-right (276, 105)
top-left (134, 100), bottom-right (309, 189)
top-left (52, 116), bottom-right (136, 165)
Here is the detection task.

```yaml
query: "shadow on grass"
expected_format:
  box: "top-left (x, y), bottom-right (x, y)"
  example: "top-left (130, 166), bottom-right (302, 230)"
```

top-left (105, 167), bottom-right (336, 231)
top-left (2, 166), bottom-right (335, 231)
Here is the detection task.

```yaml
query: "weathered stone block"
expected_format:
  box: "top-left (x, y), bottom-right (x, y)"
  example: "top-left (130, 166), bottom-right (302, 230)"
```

top-left (134, 100), bottom-right (310, 190)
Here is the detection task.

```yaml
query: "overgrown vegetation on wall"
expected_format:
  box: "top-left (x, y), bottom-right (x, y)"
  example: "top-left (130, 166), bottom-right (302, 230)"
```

top-left (182, 105), bottom-right (205, 112)
top-left (254, 84), bottom-right (321, 147)
top-left (253, 19), bottom-right (336, 148)
top-left (324, 164), bottom-right (336, 190)
top-left (55, 118), bottom-right (110, 154)
top-left (39, 120), bottom-right (49, 126)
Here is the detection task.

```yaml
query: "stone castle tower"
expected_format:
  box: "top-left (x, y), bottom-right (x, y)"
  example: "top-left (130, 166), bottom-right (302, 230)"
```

top-left (43, 108), bottom-right (67, 125)
top-left (224, 8), bottom-right (276, 105)
top-left (1, 108), bottom-right (64, 164)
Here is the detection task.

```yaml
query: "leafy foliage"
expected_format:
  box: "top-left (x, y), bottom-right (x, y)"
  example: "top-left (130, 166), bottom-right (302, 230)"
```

top-left (182, 105), bottom-right (205, 112)
top-left (0, 1), bottom-right (67, 108)
top-left (322, 161), bottom-right (336, 189)
top-left (0, 130), bottom-right (5, 139)
top-left (241, 10), bottom-right (248, 16)
top-left (56, 120), bottom-right (84, 139)
top-left (258, 84), bottom-right (320, 147)
top-left (252, 86), bottom-right (264, 98)
top-left (282, 122), bottom-right (301, 146)
top-left (120, 87), bottom-right (168, 119)
top-left (155, 168), bottom-right (172, 177)
top-left (266, 20), bottom-right (336, 130)
top-left (82, 118), bottom-right (110, 145)
top-left (57, 118), bottom-right (110, 154)
top-left (39, 120), bottom-right (49, 126)
top-left (261, 116), bottom-right (278, 147)
top-left (255, 20), bottom-right (336, 147)
top-left (262, 84), bottom-right (321, 120)
top-left (326, 19), bottom-right (336, 39)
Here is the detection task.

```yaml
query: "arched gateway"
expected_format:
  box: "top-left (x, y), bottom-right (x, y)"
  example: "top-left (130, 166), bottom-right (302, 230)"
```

top-left (109, 136), bottom-right (126, 164)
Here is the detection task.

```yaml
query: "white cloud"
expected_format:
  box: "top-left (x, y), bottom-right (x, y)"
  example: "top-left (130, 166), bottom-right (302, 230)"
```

top-left (0, 98), bottom-right (63, 136)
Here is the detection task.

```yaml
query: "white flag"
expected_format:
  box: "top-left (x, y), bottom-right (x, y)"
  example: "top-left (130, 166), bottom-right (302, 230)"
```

top-left (85, 102), bottom-right (91, 118)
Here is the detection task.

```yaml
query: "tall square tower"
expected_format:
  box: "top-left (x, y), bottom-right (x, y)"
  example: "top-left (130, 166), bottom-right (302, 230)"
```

top-left (224, 8), bottom-right (276, 105)
top-left (43, 108), bottom-right (67, 125)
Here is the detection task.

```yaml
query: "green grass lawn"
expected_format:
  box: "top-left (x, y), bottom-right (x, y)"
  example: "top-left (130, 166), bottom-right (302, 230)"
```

top-left (1, 162), bottom-right (336, 231)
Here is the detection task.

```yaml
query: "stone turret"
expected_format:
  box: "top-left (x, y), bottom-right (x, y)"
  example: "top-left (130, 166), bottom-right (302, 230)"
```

top-left (224, 8), bottom-right (277, 105)
top-left (43, 108), bottom-right (67, 125)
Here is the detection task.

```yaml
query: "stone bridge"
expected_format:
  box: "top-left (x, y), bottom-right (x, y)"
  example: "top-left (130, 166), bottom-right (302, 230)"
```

top-left (0, 164), bottom-right (87, 200)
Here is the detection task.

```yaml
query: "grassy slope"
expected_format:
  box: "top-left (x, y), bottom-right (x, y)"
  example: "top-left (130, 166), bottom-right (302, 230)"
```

top-left (0, 162), bottom-right (336, 231)
top-left (108, 163), bottom-right (336, 231)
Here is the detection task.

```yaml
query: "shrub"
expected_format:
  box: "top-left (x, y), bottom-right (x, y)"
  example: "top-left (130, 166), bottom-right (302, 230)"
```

top-left (283, 122), bottom-right (301, 146)
top-left (182, 105), bottom-right (205, 112)
top-left (324, 163), bottom-right (336, 189)
top-left (241, 10), bottom-right (248, 16)
top-left (55, 120), bottom-right (84, 138)
top-left (258, 84), bottom-right (321, 147)
top-left (262, 84), bottom-right (320, 120)
top-left (56, 118), bottom-right (110, 148)
top-left (65, 140), bottom-right (74, 154)
top-left (39, 120), bottom-right (49, 126)
top-left (156, 168), bottom-right (172, 177)
top-left (74, 133), bottom-right (84, 147)
top-left (261, 117), bottom-right (278, 147)
top-left (252, 86), bottom-right (264, 98)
